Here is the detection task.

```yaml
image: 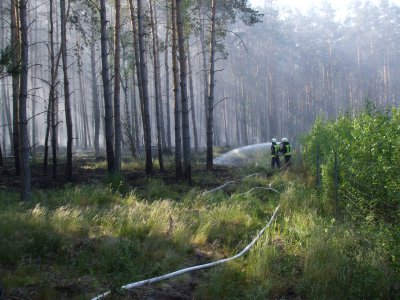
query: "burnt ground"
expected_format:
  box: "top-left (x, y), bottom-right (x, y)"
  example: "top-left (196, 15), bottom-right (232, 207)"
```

top-left (0, 155), bottom-right (237, 192)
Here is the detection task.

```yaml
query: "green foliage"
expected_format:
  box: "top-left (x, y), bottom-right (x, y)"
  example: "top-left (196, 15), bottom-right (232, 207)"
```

top-left (303, 106), bottom-right (400, 224)
top-left (300, 226), bottom-right (394, 299)
top-left (0, 165), bottom-right (398, 298)
top-left (0, 45), bottom-right (21, 76)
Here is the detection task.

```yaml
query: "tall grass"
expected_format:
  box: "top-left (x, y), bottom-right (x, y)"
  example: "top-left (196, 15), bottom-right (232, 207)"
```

top-left (0, 167), bottom-right (398, 299)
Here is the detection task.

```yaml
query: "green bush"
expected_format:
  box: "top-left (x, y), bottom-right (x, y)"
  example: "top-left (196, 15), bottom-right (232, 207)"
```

top-left (303, 106), bottom-right (400, 224)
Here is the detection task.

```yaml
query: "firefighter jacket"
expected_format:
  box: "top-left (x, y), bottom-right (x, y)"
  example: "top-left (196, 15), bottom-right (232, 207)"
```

top-left (281, 142), bottom-right (292, 157)
top-left (271, 143), bottom-right (280, 157)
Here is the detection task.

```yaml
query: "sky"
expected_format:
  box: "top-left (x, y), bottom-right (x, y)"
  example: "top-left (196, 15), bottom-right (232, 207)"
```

top-left (249, 0), bottom-right (400, 17)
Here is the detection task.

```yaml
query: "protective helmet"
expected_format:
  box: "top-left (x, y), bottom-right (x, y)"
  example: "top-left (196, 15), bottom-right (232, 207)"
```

top-left (271, 138), bottom-right (277, 143)
top-left (282, 137), bottom-right (288, 142)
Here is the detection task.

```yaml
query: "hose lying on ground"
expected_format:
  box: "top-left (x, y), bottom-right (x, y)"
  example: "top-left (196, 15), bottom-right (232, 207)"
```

top-left (91, 204), bottom-right (281, 300)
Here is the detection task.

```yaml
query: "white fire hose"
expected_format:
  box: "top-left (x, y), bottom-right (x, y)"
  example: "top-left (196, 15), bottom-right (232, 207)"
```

top-left (91, 204), bottom-right (280, 300)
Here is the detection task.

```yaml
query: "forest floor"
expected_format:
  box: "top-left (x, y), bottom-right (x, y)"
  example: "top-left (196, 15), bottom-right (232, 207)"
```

top-left (0, 154), bottom-right (265, 300)
top-left (0, 154), bottom-right (236, 191)
top-left (0, 152), bottom-right (397, 300)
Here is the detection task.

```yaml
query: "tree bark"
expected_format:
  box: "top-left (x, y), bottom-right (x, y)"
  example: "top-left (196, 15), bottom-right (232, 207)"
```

top-left (128, 0), bottom-right (144, 154)
top-left (114, 0), bottom-right (122, 172)
top-left (11, 0), bottom-right (20, 175)
top-left (164, 3), bottom-right (172, 152)
top-left (187, 38), bottom-right (199, 153)
top-left (18, 0), bottom-right (31, 201)
top-left (90, 14), bottom-right (100, 157)
top-left (171, 0), bottom-right (182, 180)
top-left (0, 140), bottom-right (3, 167)
top-left (206, 0), bottom-right (217, 171)
top-left (176, 0), bottom-right (191, 182)
top-left (99, 0), bottom-right (115, 173)
top-left (43, 0), bottom-right (61, 176)
top-left (149, 0), bottom-right (164, 172)
top-left (136, 0), bottom-right (153, 175)
top-left (61, 0), bottom-right (73, 181)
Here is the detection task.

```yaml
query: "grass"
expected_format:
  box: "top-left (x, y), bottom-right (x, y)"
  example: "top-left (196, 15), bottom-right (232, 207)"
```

top-left (0, 160), bottom-right (398, 299)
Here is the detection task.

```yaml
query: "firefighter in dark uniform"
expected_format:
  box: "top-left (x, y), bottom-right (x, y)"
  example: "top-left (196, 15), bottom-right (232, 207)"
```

top-left (271, 138), bottom-right (280, 169)
top-left (280, 137), bottom-right (292, 168)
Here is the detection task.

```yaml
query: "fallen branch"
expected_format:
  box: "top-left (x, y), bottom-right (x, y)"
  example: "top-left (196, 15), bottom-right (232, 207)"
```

top-left (202, 173), bottom-right (259, 195)
top-left (233, 186), bottom-right (279, 197)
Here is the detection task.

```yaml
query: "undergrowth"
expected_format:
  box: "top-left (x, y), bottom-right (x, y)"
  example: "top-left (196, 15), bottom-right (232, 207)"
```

top-left (0, 160), bottom-right (398, 299)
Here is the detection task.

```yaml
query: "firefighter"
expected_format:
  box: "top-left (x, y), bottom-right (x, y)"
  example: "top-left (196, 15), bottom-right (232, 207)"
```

top-left (280, 137), bottom-right (292, 168)
top-left (271, 138), bottom-right (280, 169)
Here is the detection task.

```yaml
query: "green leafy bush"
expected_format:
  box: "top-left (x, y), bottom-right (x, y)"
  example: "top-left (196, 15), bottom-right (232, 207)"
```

top-left (303, 106), bottom-right (400, 224)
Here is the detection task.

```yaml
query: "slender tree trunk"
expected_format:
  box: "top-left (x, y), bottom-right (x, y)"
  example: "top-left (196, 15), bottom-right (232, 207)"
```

top-left (51, 86), bottom-right (58, 179)
top-left (137, 0), bottom-right (153, 175)
top-left (19, 0), bottom-right (31, 201)
top-left (43, 0), bottom-right (61, 175)
top-left (206, 0), bottom-right (217, 171)
top-left (123, 60), bottom-right (135, 157)
top-left (154, 4), bottom-right (167, 153)
top-left (187, 39), bottom-right (199, 153)
top-left (51, 8), bottom-right (60, 180)
top-left (99, 0), bottom-right (115, 173)
top-left (199, 10), bottom-right (208, 150)
top-left (176, 0), bottom-right (191, 181)
top-left (164, 4), bottom-right (172, 152)
top-left (1, 92), bottom-right (6, 157)
top-left (149, 0), bottom-right (164, 172)
top-left (76, 38), bottom-right (90, 149)
top-left (90, 15), bottom-right (100, 157)
top-left (0, 3), bottom-right (9, 156)
top-left (61, 0), bottom-right (73, 180)
top-left (114, 0), bottom-right (122, 172)
top-left (11, 0), bottom-right (20, 175)
top-left (0, 142), bottom-right (3, 167)
top-left (43, 97), bottom-right (52, 174)
top-left (130, 78), bottom-right (140, 152)
top-left (128, 0), bottom-right (144, 154)
top-left (2, 82), bottom-right (13, 156)
top-left (171, 0), bottom-right (182, 180)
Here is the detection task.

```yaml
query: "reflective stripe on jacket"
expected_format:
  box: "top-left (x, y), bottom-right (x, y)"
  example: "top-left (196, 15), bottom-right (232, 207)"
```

top-left (271, 144), bottom-right (280, 157)
top-left (284, 144), bottom-right (291, 156)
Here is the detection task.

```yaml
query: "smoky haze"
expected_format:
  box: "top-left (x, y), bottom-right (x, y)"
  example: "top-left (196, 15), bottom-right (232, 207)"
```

top-left (0, 0), bottom-right (398, 155)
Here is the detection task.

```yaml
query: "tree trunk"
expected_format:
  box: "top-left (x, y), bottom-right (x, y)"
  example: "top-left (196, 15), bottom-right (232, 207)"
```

top-left (43, 96), bottom-right (52, 174)
top-left (43, 0), bottom-right (61, 176)
top-left (176, 0), bottom-right (191, 182)
top-left (76, 38), bottom-right (90, 149)
top-left (198, 10), bottom-right (208, 151)
top-left (18, 0), bottom-right (31, 201)
top-left (114, 0), bottom-right (122, 173)
top-left (137, 0), bottom-right (153, 175)
top-left (187, 38), bottom-right (199, 153)
top-left (206, 0), bottom-right (217, 171)
top-left (90, 14), bottom-right (100, 157)
top-left (61, 0), bottom-right (73, 181)
top-left (50, 0), bottom-right (59, 180)
top-left (149, 0), bottom-right (164, 173)
top-left (171, 0), bottom-right (182, 180)
top-left (99, 0), bottom-right (115, 173)
top-left (122, 58), bottom-right (136, 158)
top-left (2, 82), bottom-right (13, 156)
top-left (11, 0), bottom-right (20, 176)
top-left (0, 140), bottom-right (3, 167)
top-left (130, 78), bottom-right (140, 152)
top-left (164, 4), bottom-right (172, 152)
top-left (128, 0), bottom-right (144, 154)
top-left (51, 83), bottom-right (58, 179)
